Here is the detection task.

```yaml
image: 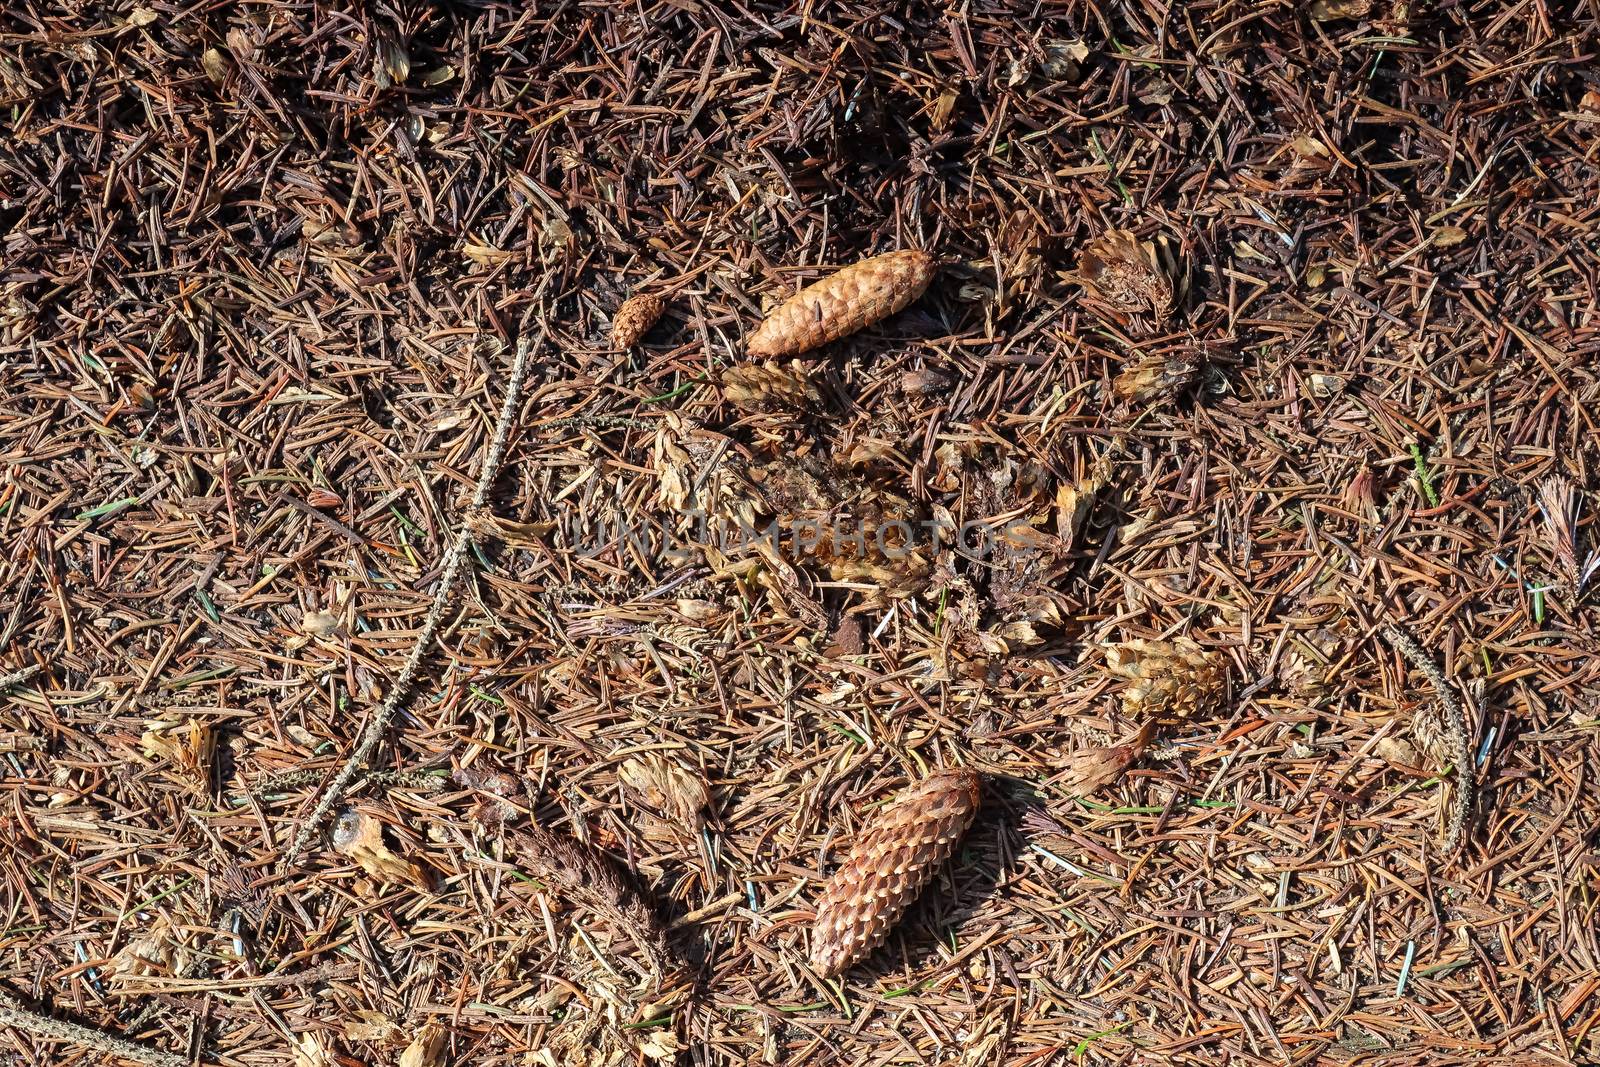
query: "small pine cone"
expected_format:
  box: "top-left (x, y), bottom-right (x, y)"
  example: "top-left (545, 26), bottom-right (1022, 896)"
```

top-left (612, 292), bottom-right (665, 348)
top-left (722, 360), bottom-right (818, 411)
top-left (1077, 229), bottom-right (1174, 317)
top-left (747, 249), bottom-right (937, 358)
top-left (809, 767), bottom-right (981, 977)
top-left (1105, 637), bottom-right (1225, 722)
top-left (1112, 352), bottom-right (1197, 404)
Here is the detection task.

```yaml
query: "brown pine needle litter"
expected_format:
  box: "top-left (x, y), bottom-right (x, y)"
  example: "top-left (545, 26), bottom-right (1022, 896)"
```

top-left (3, 4), bottom-right (1600, 1066)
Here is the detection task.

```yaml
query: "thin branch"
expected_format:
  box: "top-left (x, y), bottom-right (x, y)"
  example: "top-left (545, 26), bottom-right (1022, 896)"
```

top-left (0, 663), bottom-right (42, 693)
top-left (284, 327), bottom-right (545, 864)
top-left (0, 990), bottom-right (193, 1067)
top-left (1381, 624), bottom-right (1475, 859)
top-left (505, 825), bottom-right (675, 984)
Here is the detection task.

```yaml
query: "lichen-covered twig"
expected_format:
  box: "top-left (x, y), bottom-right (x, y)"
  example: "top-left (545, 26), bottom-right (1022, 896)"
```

top-left (0, 989), bottom-right (193, 1067)
top-left (1381, 624), bottom-right (1474, 858)
top-left (284, 328), bottom-right (544, 864)
top-left (0, 663), bottom-right (42, 693)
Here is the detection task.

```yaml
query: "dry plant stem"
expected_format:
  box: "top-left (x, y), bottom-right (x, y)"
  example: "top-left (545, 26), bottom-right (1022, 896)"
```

top-left (1381, 624), bottom-right (1474, 857)
top-left (285, 329), bottom-right (544, 864)
top-left (0, 989), bottom-right (193, 1067)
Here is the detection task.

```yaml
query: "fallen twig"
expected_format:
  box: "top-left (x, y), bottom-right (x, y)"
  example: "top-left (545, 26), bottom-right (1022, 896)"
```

top-left (506, 825), bottom-right (675, 982)
top-left (284, 327), bottom-right (545, 864)
top-left (0, 663), bottom-right (42, 693)
top-left (1381, 624), bottom-right (1474, 858)
top-left (0, 989), bottom-right (193, 1067)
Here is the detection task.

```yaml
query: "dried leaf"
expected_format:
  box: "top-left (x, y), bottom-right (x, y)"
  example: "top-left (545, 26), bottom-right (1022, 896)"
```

top-left (344, 1010), bottom-right (400, 1044)
top-left (898, 367), bottom-right (951, 394)
top-left (1058, 724), bottom-right (1153, 796)
top-left (140, 717), bottom-right (213, 781)
top-left (1077, 230), bottom-right (1173, 317)
top-left (105, 918), bottom-right (194, 988)
top-left (331, 809), bottom-right (429, 891)
top-left (618, 753), bottom-right (710, 826)
top-left (1308, 372), bottom-right (1346, 398)
top-left (1291, 134), bottom-right (1329, 159)
top-left (1376, 736), bottom-right (1420, 765)
top-left (399, 1024), bottom-right (445, 1067)
top-left (300, 609), bottom-right (340, 637)
top-left (1055, 466), bottom-right (1108, 547)
top-left (463, 509), bottom-right (555, 548)
top-left (1112, 353), bottom-right (1198, 404)
top-left (639, 1030), bottom-right (683, 1061)
top-left (294, 1033), bottom-right (332, 1067)
top-left (462, 240), bottom-right (516, 266)
top-left (200, 47), bottom-right (231, 84)
top-left (225, 27), bottom-right (254, 62)
top-left (1310, 0), bottom-right (1372, 19)
top-left (1432, 225), bottom-right (1468, 248)
top-left (375, 29), bottom-right (410, 87)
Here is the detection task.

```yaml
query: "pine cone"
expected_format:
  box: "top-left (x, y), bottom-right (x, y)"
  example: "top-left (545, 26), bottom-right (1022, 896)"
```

top-left (809, 767), bottom-right (981, 977)
top-left (747, 249), bottom-right (938, 358)
top-left (721, 360), bottom-right (818, 411)
top-left (1104, 637), bottom-right (1225, 722)
top-left (612, 292), bottom-right (665, 348)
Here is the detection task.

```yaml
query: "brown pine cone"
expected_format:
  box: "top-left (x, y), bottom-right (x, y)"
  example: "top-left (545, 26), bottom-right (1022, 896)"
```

top-left (809, 767), bottom-right (981, 977)
top-left (612, 292), bottom-right (665, 348)
top-left (747, 249), bottom-right (937, 358)
top-left (1104, 636), bottom-right (1225, 722)
top-left (721, 360), bottom-right (818, 411)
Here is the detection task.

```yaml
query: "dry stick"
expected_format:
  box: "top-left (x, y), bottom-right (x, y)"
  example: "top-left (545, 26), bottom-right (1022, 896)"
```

top-left (0, 663), bottom-right (43, 692)
top-left (1381, 624), bottom-right (1475, 858)
top-left (284, 328), bottom-right (545, 864)
top-left (0, 990), bottom-right (193, 1067)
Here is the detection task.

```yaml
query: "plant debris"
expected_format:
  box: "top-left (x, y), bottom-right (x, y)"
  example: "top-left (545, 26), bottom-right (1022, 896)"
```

top-left (1, 3), bottom-right (1597, 1065)
top-left (745, 250), bottom-right (939, 357)
top-left (331, 808), bottom-right (430, 892)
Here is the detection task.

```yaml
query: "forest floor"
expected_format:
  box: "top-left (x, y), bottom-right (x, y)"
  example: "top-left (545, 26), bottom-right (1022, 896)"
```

top-left (2, 1), bottom-right (1599, 1065)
